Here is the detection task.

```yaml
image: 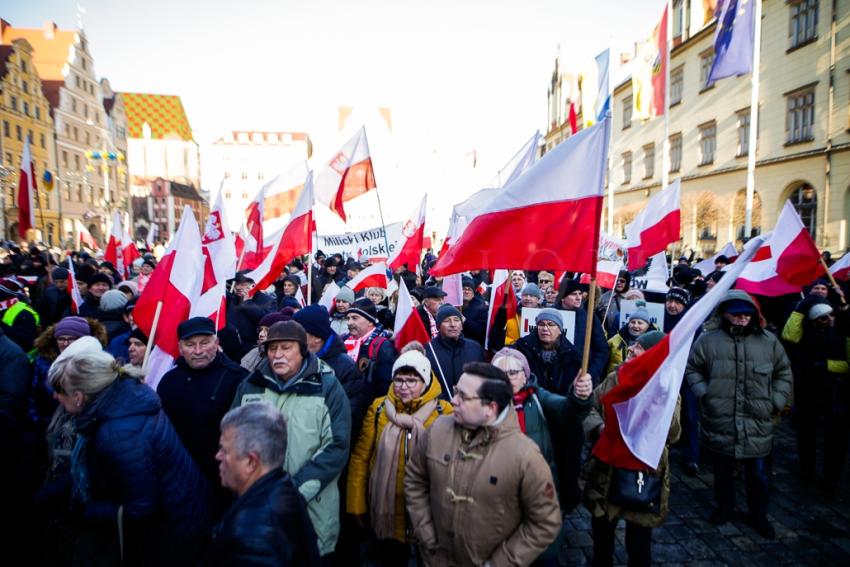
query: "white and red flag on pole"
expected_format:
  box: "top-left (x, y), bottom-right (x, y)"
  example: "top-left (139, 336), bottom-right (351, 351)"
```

top-left (735, 201), bottom-right (825, 296)
top-left (388, 194), bottom-right (427, 273)
top-left (235, 182), bottom-right (266, 271)
top-left (581, 259), bottom-right (623, 289)
top-left (314, 126), bottom-right (377, 222)
top-left (192, 189), bottom-right (237, 325)
top-left (694, 241), bottom-right (738, 276)
top-left (17, 138), bottom-right (36, 239)
top-left (431, 119), bottom-right (609, 276)
top-left (77, 220), bottom-right (99, 250)
top-left (245, 172), bottom-right (315, 295)
top-left (484, 269), bottom-right (518, 350)
top-left (393, 278), bottom-right (431, 350)
top-left (104, 211), bottom-right (141, 278)
top-left (67, 258), bottom-right (84, 314)
top-left (830, 253), bottom-right (850, 282)
top-left (625, 178), bottom-right (681, 270)
top-left (318, 280), bottom-right (341, 312)
top-left (593, 233), bottom-right (766, 470)
top-left (345, 261), bottom-right (389, 292)
top-left (145, 222), bottom-right (158, 251)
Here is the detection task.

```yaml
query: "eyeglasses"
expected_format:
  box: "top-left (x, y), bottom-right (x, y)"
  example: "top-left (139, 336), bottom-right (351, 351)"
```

top-left (538, 279), bottom-right (553, 285)
top-left (56, 336), bottom-right (79, 345)
top-left (537, 321), bottom-right (559, 328)
top-left (452, 386), bottom-right (481, 402)
top-left (392, 377), bottom-right (423, 389)
top-left (504, 369), bottom-right (525, 377)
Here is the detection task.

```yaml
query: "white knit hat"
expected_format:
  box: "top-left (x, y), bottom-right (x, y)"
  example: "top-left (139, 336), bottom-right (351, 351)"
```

top-left (808, 302), bottom-right (834, 320)
top-left (392, 350), bottom-right (432, 387)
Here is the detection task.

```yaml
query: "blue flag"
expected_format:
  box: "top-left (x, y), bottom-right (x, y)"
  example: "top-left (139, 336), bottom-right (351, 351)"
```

top-left (706, 0), bottom-right (756, 86)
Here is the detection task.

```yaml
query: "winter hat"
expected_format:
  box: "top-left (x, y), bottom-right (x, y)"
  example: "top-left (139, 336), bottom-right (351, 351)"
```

top-left (100, 289), bottom-right (129, 312)
top-left (117, 280), bottom-right (139, 296)
top-left (492, 347), bottom-right (531, 380)
top-left (279, 296), bottom-right (302, 310)
top-left (0, 277), bottom-right (25, 301)
top-left (721, 298), bottom-right (756, 315)
top-left (461, 276), bottom-right (476, 290)
top-left (559, 277), bottom-right (581, 297)
top-left (54, 316), bottom-right (91, 339)
top-left (128, 328), bottom-right (149, 345)
top-left (636, 330), bottom-right (666, 351)
top-left (335, 286), bottom-right (355, 303)
top-left (665, 287), bottom-right (691, 306)
top-left (52, 267), bottom-right (69, 281)
top-left (520, 283), bottom-right (543, 299)
top-left (422, 286), bottom-right (447, 299)
top-left (293, 304), bottom-right (333, 340)
top-left (51, 335), bottom-right (103, 369)
top-left (142, 259), bottom-right (156, 269)
top-left (392, 349), bottom-right (432, 387)
top-left (628, 307), bottom-right (652, 324)
top-left (435, 304), bottom-right (463, 327)
top-left (347, 298), bottom-right (379, 324)
top-left (87, 272), bottom-right (113, 288)
top-left (177, 317), bottom-right (216, 340)
top-left (808, 302), bottom-right (834, 321)
top-left (263, 320), bottom-right (308, 347)
top-left (258, 312), bottom-right (290, 329)
top-left (535, 308), bottom-right (563, 332)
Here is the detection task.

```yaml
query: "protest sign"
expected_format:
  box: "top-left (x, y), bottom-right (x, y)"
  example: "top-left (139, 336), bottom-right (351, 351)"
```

top-left (313, 222), bottom-right (402, 260)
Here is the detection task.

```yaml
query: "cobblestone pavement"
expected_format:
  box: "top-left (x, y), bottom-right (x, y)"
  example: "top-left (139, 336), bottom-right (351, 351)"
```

top-left (559, 421), bottom-right (850, 566)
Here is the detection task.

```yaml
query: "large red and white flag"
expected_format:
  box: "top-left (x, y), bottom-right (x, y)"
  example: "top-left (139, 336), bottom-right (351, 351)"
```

top-left (830, 253), bottom-right (850, 282)
top-left (314, 126), bottom-right (377, 222)
top-left (388, 195), bottom-right (427, 273)
top-left (432, 119), bottom-right (610, 276)
top-left (346, 261), bottom-right (389, 292)
top-left (581, 259), bottom-right (623, 289)
top-left (625, 179), bottom-right (681, 270)
top-left (245, 172), bottom-right (315, 294)
top-left (694, 241), bottom-right (738, 276)
top-left (235, 182), bottom-right (267, 271)
top-left (67, 258), bottom-right (84, 314)
top-left (393, 278), bottom-right (431, 350)
top-left (593, 233), bottom-right (766, 470)
top-left (17, 138), bottom-right (36, 239)
top-left (192, 189), bottom-right (237, 325)
top-left (735, 201), bottom-right (825, 296)
top-left (318, 280), bottom-right (341, 311)
top-left (104, 211), bottom-right (141, 278)
top-left (485, 269), bottom-right (518, 350)
top-left (497, 130), bottom-right (542, 189)
top-left (77, 220), bottom-right (99, 250)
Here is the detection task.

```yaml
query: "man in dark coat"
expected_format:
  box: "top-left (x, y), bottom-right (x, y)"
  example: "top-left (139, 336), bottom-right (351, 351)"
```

top-left (342, 298), bottom-right (397, 400)
top-left (425, 304), bottom-right (485, 397)
top-left (39, 266), bottom-right (71, 326)
top-left (157, 317), bottom-right (249, 515)
top-left (416, 286), bottom-right (446, 340)
top-left (204, 403), bottom-right (320, 566)
top-left (554, 277), bottom-right (609, 385)
top-left (226, 272), bottom-right (275, 356)
top-left (460, 276), bottom-right (488, 346)
top-left (76, 272), bottom-right (112, 318)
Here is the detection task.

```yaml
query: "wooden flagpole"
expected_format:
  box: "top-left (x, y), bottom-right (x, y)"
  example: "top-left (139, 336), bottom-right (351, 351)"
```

top-left (581, 278), bottom-right (597, 374)
top-left (141, 301), bottom-right (163, 371)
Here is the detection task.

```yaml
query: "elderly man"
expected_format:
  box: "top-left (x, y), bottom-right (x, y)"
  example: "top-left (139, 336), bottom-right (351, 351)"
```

top-left (343, 298), bottom-right (397, 399)
top-left (157, 317), bottom-right (249, 512)
top-left (555, 278), bottom-right (609, 385)
top-left (204, 403), bottom-right (320, 566)
top-left (231, 320), bottom-right (351, 558)
top-left (39, 266), bottom-right (71, 326)
top-left (426, 304), bottom-right (485, 396)
top-left (596, 270), bottom-right (632, 338)
top-left (404, 361), bottom-right (562, 566)
top-left (460, 276), bottom-right (488, 346)
top-left (416, 286), bottom-right (447, 339)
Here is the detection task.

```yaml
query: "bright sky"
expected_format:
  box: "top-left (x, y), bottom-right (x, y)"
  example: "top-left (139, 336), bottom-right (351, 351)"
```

top-left (8, 0), bottom-right (665, 234)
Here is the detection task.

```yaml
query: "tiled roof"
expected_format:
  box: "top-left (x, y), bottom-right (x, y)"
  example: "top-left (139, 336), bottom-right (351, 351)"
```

top-left (119, 92), bottom-right (194, 141)
top-left (1, 25), bottom-right (76, 82)
top-left (169, 180), bottom-right (204, 202)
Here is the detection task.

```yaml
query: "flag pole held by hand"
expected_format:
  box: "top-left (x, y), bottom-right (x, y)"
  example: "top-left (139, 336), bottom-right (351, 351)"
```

top-left (581, 278), bottom-right (596, 375)
top-left (820, 256), bottom-right (847, 305)
top-left (141, 301), bottom-right (163, 371)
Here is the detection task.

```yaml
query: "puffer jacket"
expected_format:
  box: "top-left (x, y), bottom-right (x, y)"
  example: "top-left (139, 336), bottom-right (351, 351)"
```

top-left (425, 333), bottom-right (486, 396)
top-left (346, 376), bottom-right (452, 542)
top-left (557, 306), bottom-right (610, 384)
top-left (318, 333), bottom-right (370, 443)
top-left (582, 370), bottom-right (681, 528)
top-left (231, 354), bottom-right (351, 556)
top-left (461, 294), bottom-right (488, 346)
top-left (72, 377), bottom-right (211, 565)
top-left (404, 408), bottom-right (562, 567)
top-left (512, 332), bottom-right (582, 395)
top-left (685, 290), bottom-right (793, 458)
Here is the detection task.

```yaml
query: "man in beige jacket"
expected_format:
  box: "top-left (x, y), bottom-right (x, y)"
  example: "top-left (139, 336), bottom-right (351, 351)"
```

top-left (404, 361), bottom-right (563, 566)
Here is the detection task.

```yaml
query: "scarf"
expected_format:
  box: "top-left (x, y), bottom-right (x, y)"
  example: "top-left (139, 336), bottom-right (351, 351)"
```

top-left (368, 396), bottom-right (437, 540)
top-left (344, 334), bottom-right (365, 362)
top-left (512, 389), bottom-right (533, 433)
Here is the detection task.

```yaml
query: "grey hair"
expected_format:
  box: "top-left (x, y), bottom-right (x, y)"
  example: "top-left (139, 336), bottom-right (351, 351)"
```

top-left (49, 349), bottom-right (143, 397)
top-left (220, 403), bottom-right (288, 469)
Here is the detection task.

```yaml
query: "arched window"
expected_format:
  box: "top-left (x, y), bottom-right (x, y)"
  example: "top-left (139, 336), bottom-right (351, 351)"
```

top-left (789, 183), bottom-right (817, 238)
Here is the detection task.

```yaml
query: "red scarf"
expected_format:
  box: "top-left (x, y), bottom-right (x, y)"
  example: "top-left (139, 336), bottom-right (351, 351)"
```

top-left (513, 389), bottom-right (533, 433)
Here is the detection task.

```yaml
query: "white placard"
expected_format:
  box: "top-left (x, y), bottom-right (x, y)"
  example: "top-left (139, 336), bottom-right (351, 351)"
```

top-left (519, 308), bottom-right (576, 344)
top-left (313, 222), bottom-right (403, 260)
top-left (619, 300), bottom-right (665, 329)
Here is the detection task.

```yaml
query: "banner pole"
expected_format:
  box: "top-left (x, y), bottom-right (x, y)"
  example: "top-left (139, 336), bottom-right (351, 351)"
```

top-left (141, 301), bottom-right (163, 371)
top-left (581, 278), bottom-right (597, 374)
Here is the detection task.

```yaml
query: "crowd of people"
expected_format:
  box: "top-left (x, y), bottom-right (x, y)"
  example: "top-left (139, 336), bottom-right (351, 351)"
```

top-left (0, 242), bottom-right (847, 566)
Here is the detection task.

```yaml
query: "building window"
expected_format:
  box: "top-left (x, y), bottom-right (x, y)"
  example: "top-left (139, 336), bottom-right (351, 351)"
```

top-left (672, 0), bottom-right (685, 39)
top-left (62, 151), bottom-right (68, 168)
top-left (73, 127), bottom-right (79, 141)
top-left (15, 125), bottom-right (22, 141)
top-left (2, 121), bottom-right (8, 137)
top-left (75, 75), bottom-right (81, 88)
top-left (241, 172), bottom-right (248, 180)
top-left (670, 66), bottom-right (684, 105)
top-left (35, 106), bottom-right (40, 120)
top-left (669, 133), bottom-right (682, 173)
top-left (786, 87), bottom-right (815, 143)
top-left (224, 191), bottom-right (231, 199)
top-left (40, 133), bottom-right (45, 148)
top-left (76, 184), bottom-right (83, 201)
top-left (27, 129), bottom-right (33, 143)
top-left (622, 151), bottom-right (632, 184)
top-left (85, 132), bottom-right (90, 145)
top-left (736, 108), bottom-right (752, 157)
top-left (75, 154), bottom-right (80, 170)
top-left (23, 101), bottom-right (29, 116)
top-left (643, 144), bottom-right (655, 179)
top-left (258, 172), bottom-right (265, 180)
top-left (790, 183), bottom-right (817, 238)
top-left (10, 95), bottom-right (17, 111)
top-left (4, 152), bottom-right (10, 165)
top-left (699, 121), bottom-right (716, 165)
top-left (700, 50), bottom-right (715, 89)
top-left (84, 104), bottom-right (88, 119)
top-left (224, 172), bottom-right (230, 179)
top-left (790, 0), bottom-right (819, 49)
top-left (72, 98), bottom-right (77, 113)
top-left (82, 58), bottom-right (87, 70)
top-left (20, 59), bottom-right (26, 73)
top-left (622, 96), bottom-right (633, 129)
top-left (21, 80), bottom-right (28, 94)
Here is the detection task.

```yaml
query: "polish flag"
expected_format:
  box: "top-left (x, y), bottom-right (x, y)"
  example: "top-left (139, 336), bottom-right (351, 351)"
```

top-left (735, 201), bottom-right (825, 296)
top-left (346, 262), bottom-right (389, 292)
top-left (830, 253), bottom-right (850, 281)
top-left (145, 222), bottom-right (158, 251)
top-left (625, 179), bottom-right (681, 270)
top-left (388, 195), bottom-right (427, 273)
top-left (431, 119), bottom-right (609, 276)
top-left (694, 241), bottom-right (738, 276)
top-left (17, 138), bottom-right (36, 239)
top-left (318, 280), bottom-right (341, 311)
top-left (497, 131), bottom-right (542, 189)
top-left (294, 284), bottom-right (307, 307)
top-left (314, 126), bottom-right (377, 222)
top-left (235, 181), bottom-right (266, 270)
top-left (77, 220), bottom-right (99, 250)
top-left (485, 269), bottom-right (518, 350)
top-left (245, 172), bottom-right (314, 295)
top-left (393, 278), bottom-right (431, 350)
top-left (593, 234), bottom-right (766, 470)
top-left (105, 211), bottom-right (141, 278)
top-left (67, 258), bottom-right (84, 314)
top-left (581, 259), bottom-right (623, 289)
top-left (192, 189), bottom-right (237, 325)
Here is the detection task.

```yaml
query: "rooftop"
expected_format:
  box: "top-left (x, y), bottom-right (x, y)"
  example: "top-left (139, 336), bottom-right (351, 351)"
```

top-left (119, 92), bottom-right (194, 141)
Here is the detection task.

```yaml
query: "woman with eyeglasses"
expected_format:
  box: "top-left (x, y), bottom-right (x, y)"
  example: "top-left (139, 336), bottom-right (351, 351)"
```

top-left (346, 343), bottom-right (452, 566)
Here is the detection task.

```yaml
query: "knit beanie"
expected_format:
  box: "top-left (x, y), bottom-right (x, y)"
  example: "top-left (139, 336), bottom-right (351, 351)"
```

top-left (808, 302), bottom-right (834, 320)
top-left (520, 283), bottom-right (543, 299)
top-left (435, 304), bottom-right (463, 327)
top-left (628, 307), bottom-right (652, 324)
top-left (52, 267), bottom-right (70, 281)
top-left (128, 328), bottom-right (149, 345)
top-left (258, 311), bottom-right (291, 329)
top-left (636, 330), bottom-right (665, 351)
top-left (535, 308), bottom-right (563, 332)
top-left (665, 287), bottom-right (691, 306)
top-left (293, 304), bottom-right (333, 340)
top-left (87, 272), bottom-right (113, 288)
top-left (392, 350), bottom-right (432, 387)
top-left (335, 286), bottom-right (355, 303)
top-left (279, 296), bottom-right (302, 310)
top-left (54, 316), bottom-right (91, 339)
top-left (347, 298), bottom-right (379, 324)
top-left (560, 278), bottom-right (581, 296)
top-left (100, 289), bottom-right (129, 312)
top-left (492, 348), bottom-right (531, 380)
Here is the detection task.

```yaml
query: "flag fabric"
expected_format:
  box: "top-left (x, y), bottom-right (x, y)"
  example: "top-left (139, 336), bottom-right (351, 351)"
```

top-left (192, 189), bottom-right (237, 326)
top-left (393, 278), bottom-right (431, 350)
top-left (432, 119), bottom-right (609, 276)
top-left (736, 201), bottom-right (825, 296)
top-left (245, 172), bottom-right (315, 295)
top-left (568, 102), bottom-right (578, 135)
top-left (346, 262), bottom-right (389, 292)
top-left (485, 269), bottom-right (518, 350)
top-left (67, 258), bottom-right (84, 314)
top-left (388, 195), bottom-right (427, 273)
top-left (706, 0), bottom-right (756, 86)
top-left (145, 222), bottom-right (158, 251)
top-left (314, 126), bottom-right (376, 222)
top-left (235, 182), bottom-right (267, 271)
top-left (581, 49), bottom-right (612, 128)
top-left (593, 234), bottom-right (766, 470)
top-left (442, 273), bottom-right (464, 307)
top-left (498, 131), bottom-right (542, 189)
top-left (625, 179), bottom-right (681, 270)
top-left (17, 138), bottom-right (36, 239)
top-left (632, 5), bottom-right (668, 121)
top-left (830, 253), bottom-right (850, 282)
top-left (318, 280), bottom-right (341, 311)
top-left (631, 252), bottom-right (672, 293)
top-left (77, 220), bottom-right (99, 250)
top-left (104, 211), bottom-right (141, 278)
top-left (581, 259), bottom-right (623, 289)
top-left (694, 241), bottom-right (738, 275)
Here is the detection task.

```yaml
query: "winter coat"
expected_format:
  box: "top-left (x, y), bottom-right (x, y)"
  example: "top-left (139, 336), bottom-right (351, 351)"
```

top-left (404, 408), bottom-right (562, 567)
top-left (106, 330), bottom-right (131, 364)
top-left (232, 354), bottom-right (352, 556)
top-left (240, 346), bottom-right (263, 372)
top-left (461, 294), bottom-right (488, 346)
top-left (596, 290), bottom-right (626, 338)
top-left (605, 322), bottom-right (659, 376)
top-left (226, 293), bottom-right (274, 356)
top-left (582, 370), bottom-right (681, 528)
top-left (346, 328), bottom-right (398, 401)
top-left (346, 376), bottom-right (452, 542)
top-left (1, 300), bottom-right (39, 352)
top-left (71, 377), bottom-right (211, 565)
top-left (96, 307), bottom-right (129, 342)
top-left (781, 309), bottom-right (850, 378)
top-left (559, 306), bottom-right (610, 384)
top-left (75, 293), bottom-right (101, 318)
top-left (202, 468), bottom-right (320, 567)
top-left (685, 290), bottom-right (793, 458)
top-left (0, 326), bottom-right (30, 420)
top-left (512, 332), bottom-right (582, 395)
top-left (39, 284), bottom-right (71, 326)
top-left (425, 333), bottom-right (486, 396)
top-left (330, 312), bottom-right (349, 336)
top-left (318, 333), bottom-right (370, 443)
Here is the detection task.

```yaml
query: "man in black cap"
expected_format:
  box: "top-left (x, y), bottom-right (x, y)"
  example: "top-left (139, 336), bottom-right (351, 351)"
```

top-left (426, 304), bottom-right (485, 395)
top-left (460, 276), bottom-right (488, 346)
top-left (226, 271), bottom-right (274, 356)
top-left (342, 297), bottom-right (397, 399)
top-left (416, 286), bottom-right (446, 339)
top-left (77, 272), bottom-right (113, 318)
top-left (38, 266), bottom-right (71, 326)
top-left (157, 316), bottom-right (249, 516)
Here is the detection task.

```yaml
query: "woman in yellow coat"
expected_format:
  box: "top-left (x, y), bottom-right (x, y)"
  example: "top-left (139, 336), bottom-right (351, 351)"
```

top-left (346, 344), bottom-right (453, 566)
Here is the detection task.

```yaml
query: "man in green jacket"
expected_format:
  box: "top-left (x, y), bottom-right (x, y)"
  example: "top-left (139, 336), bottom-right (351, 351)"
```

top-left (231, 320), bottom-right (351, 557)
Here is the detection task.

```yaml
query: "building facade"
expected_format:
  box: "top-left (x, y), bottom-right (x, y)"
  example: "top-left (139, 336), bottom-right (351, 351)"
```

top-left (132, 177), bottom-right (208, 243)
top-left (100, 77), bottom-right (130, 229)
